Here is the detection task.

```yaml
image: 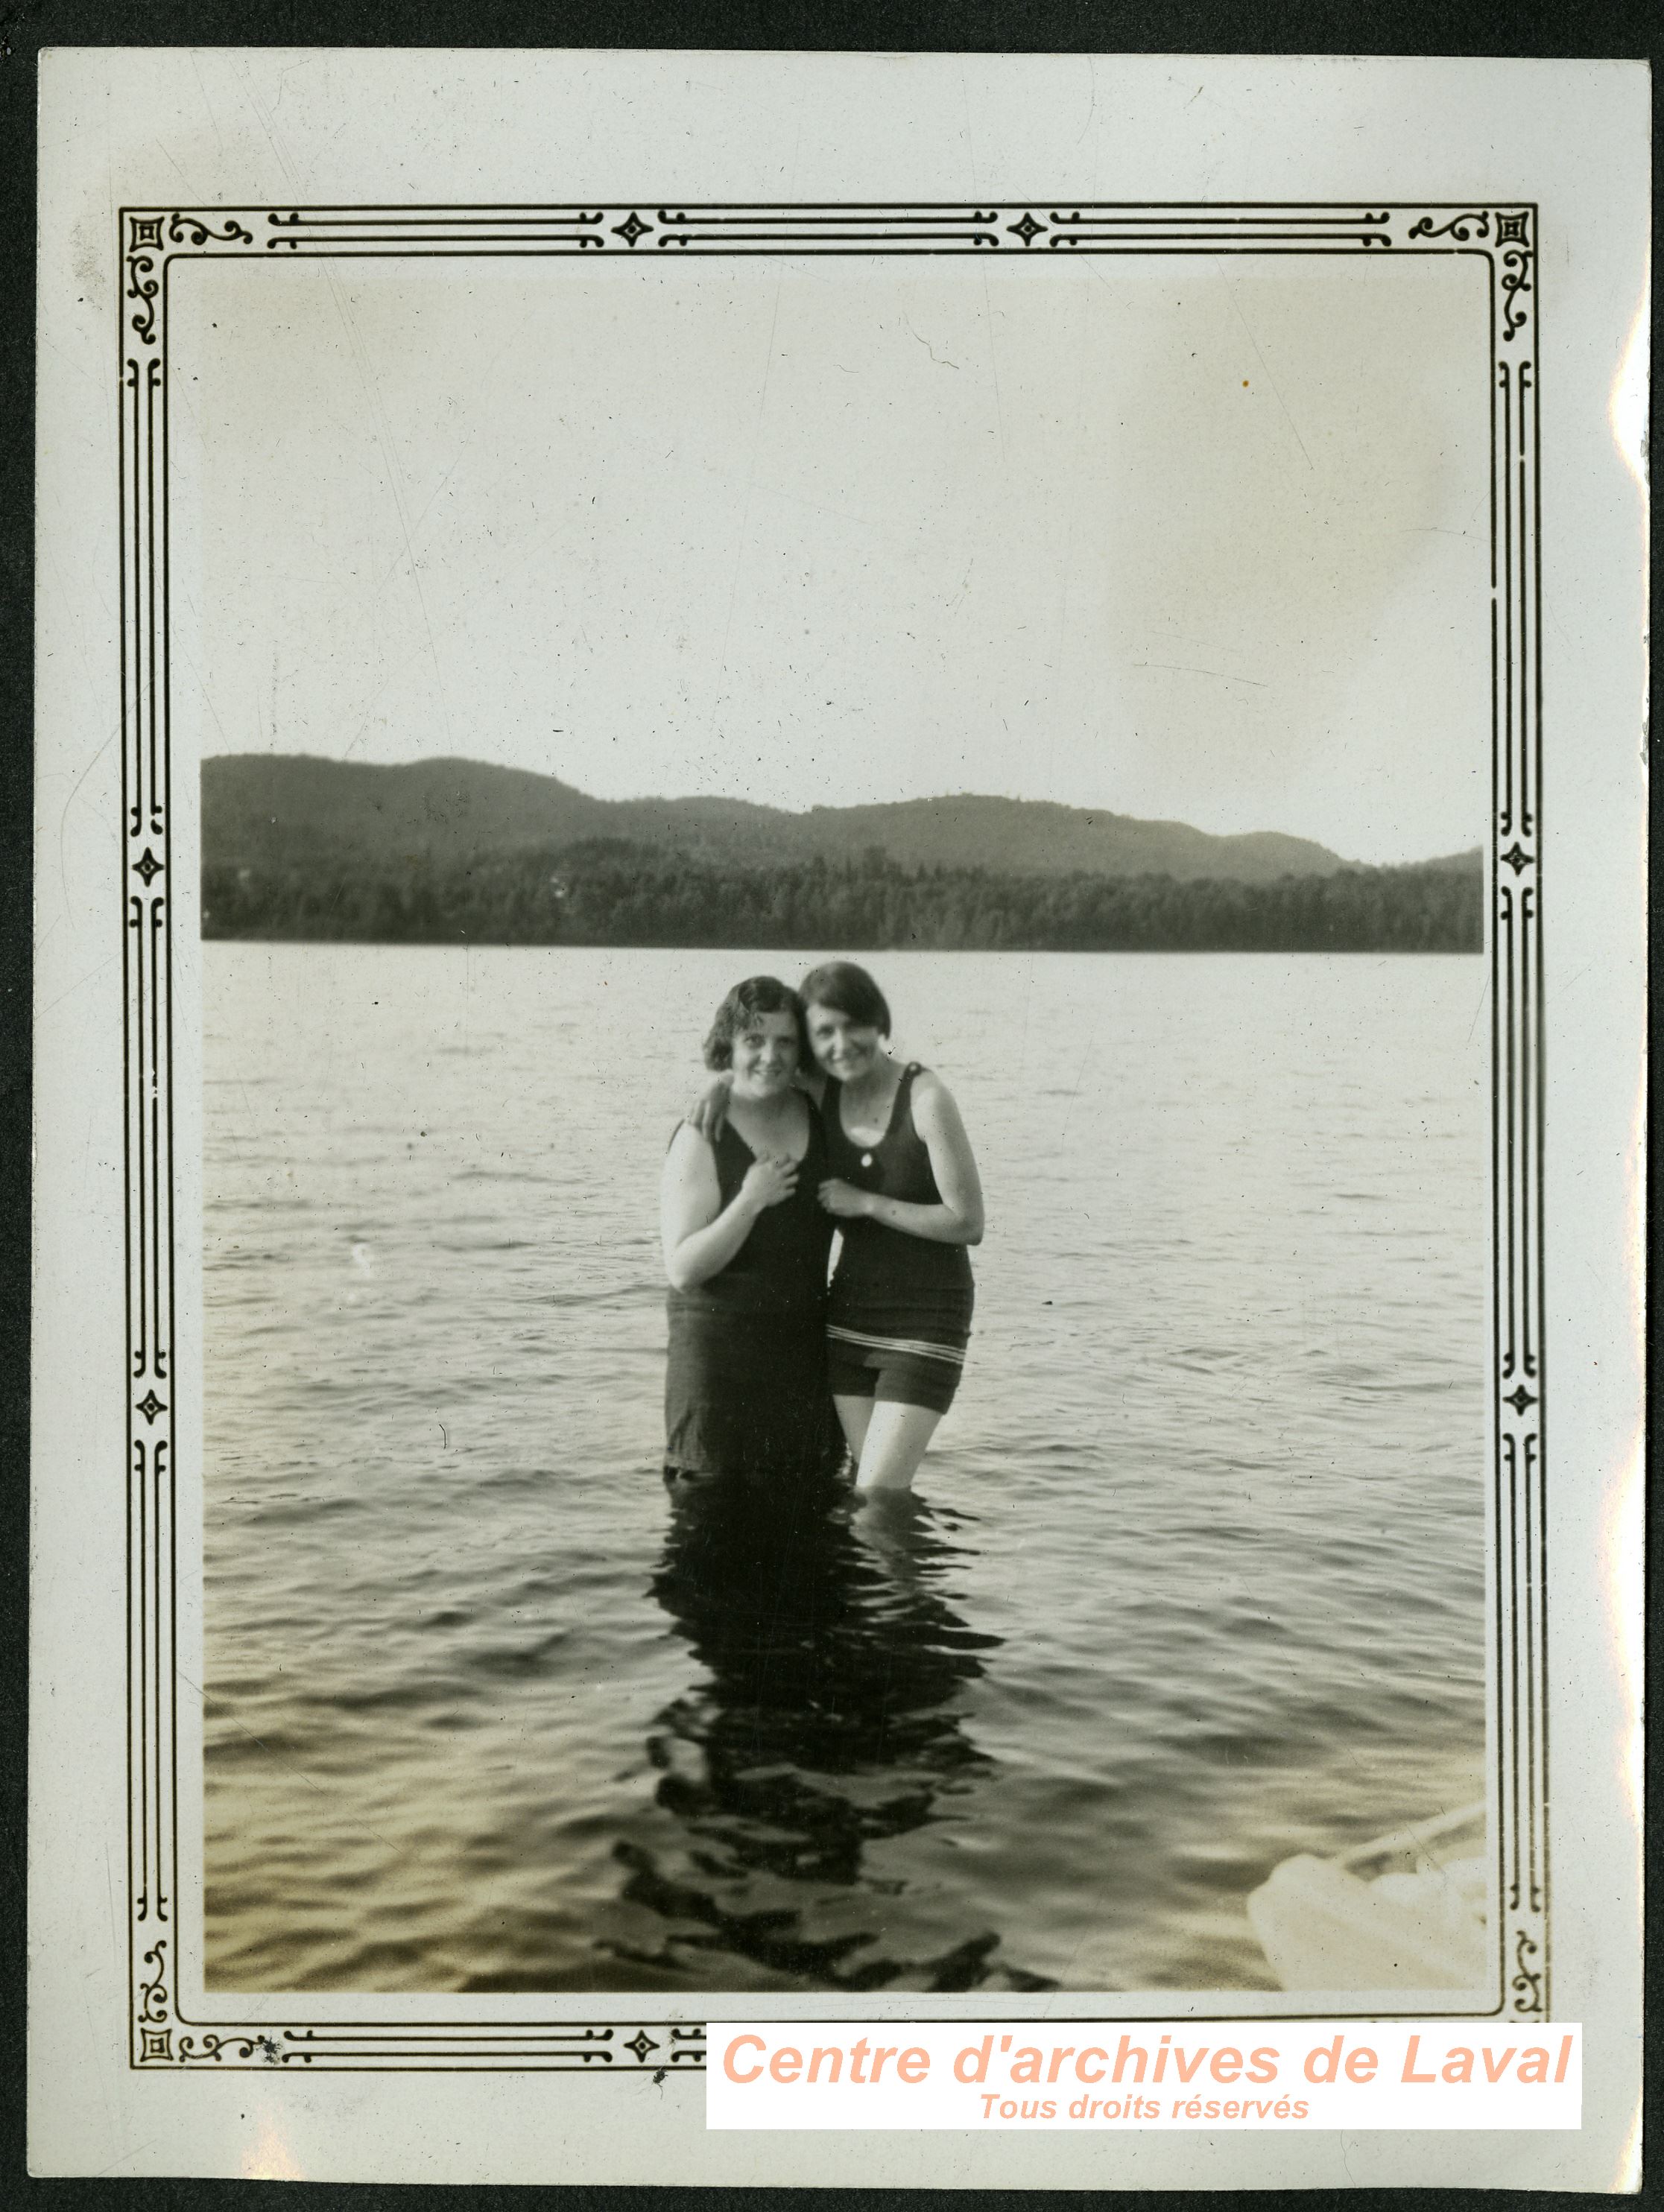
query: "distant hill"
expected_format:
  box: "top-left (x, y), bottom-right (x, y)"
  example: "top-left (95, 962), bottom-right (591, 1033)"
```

top-left (201, 752), bottom-right (1358, 886)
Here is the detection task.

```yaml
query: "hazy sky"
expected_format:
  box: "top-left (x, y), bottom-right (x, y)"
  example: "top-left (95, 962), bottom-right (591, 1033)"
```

top-left (171, 252), bottom-right (1490, 863)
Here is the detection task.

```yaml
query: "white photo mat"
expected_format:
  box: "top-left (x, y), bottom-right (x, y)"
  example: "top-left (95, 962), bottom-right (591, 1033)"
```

top-left (32, 51), bottom-right (1645, 2190)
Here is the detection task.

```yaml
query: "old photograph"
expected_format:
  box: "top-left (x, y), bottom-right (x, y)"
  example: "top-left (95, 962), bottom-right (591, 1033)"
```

top-left (31, 45), bottom-right (1645, 2193)
top-left (177, 245), bottom-right (1494, 2000)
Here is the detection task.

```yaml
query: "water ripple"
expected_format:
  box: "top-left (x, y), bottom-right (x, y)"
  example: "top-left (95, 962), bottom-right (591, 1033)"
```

top-left (203, 947), bottom-right (1487, 1994)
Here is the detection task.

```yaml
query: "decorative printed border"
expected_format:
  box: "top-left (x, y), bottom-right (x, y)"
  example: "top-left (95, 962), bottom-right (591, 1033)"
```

top-left (120, 201), bottom-right (1544, 2068)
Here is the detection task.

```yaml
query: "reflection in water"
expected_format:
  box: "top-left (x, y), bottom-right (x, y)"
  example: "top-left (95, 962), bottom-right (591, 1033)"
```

top-left (610, 1475), bottom-right (1053, 1993)
top-left (204, 951), bottom-right (1487, 1992)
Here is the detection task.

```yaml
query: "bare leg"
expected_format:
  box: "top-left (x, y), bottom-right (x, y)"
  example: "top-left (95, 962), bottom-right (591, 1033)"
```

top-left (852, 1401), bottom-right (942, 1493)
top-left (832, 1393), bottom-right (875, 1471)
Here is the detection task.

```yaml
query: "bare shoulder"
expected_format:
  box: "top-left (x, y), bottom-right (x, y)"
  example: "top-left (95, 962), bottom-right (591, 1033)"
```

top-left (665, 1123), bottom-right (717, 1173)
top-left (911, 1068), bottom-right (965, 1129)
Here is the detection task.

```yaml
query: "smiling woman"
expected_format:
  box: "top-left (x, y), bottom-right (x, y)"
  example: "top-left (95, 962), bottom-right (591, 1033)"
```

top-left (685, 960), bottom-right (987, 1495)
top-left (659, 976), bottom-right (845, 1483)
top-left (803, 963), bottom-right (985, 1495)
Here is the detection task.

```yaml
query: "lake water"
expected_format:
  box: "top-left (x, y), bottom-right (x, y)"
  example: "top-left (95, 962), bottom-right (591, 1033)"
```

top-left (201, 945), bottom-right (1488, 1994)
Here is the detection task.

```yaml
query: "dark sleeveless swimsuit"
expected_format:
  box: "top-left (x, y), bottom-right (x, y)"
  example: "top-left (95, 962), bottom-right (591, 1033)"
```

top-left (663, 1108), bottom-right (844, 1482)
top-left (822, 1063), bottom-right (974, 1416)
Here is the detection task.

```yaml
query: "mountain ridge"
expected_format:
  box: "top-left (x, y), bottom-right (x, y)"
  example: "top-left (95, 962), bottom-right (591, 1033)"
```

top-left (202, 752), bottom-right (1444, 885)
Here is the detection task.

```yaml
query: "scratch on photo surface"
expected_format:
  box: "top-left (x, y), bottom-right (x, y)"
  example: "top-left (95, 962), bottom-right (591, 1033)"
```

top-left (724, 466), bottom-right (883, 538)
top-left (79, 1982), bottom-right (118, 2148)
top-left (191, 53), bottom-right (226, 156)
top-left (96, 2142), bottom-right (161, 2178)
top-left (106, 1845), bottom-right (122, 1971)
top-left (980, 271), bottom-right (1008, 465)
top-left (1133, 662), bottom-right (1268, 688)
top-left (372, 451), bottom-right (466, 595)
top-left (148, 139), bottom-right (194, 190)
top-left (1076, 54), bottom-right (1099, 145)
top-left (904, 314), bottom-right (960, 370)
top-left (703, 275), bottom-right (787, 744)
top-left (956, 55), bottom-right (980, 192)
top-left (1056, 1033), bottom-right (1096, 1148)
top-left (171, 611), bottom-right (237, 755)
top-left (1218, 264), bottom-right (1314, 472)
top-left (329, 278), bottom-right (458, 755)
top-left (45, 519), bottom-right (116, 681)
top-left (181, 1667), bottom-right (408, 1857)
top-left (233, 61), bottom-right (301, 191)
top-left (37, 953), bottom-right (118, 1022)
top-left (55, 723), bottom-right (118, 895)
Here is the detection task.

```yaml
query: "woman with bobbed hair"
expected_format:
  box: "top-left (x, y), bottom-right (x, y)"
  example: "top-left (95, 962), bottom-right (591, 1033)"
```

top-left (659, 975), bottom-right (844, 1483)
top-left (691, 960), bottom-right (984, 1494)
top-left (799, 962), bottom-right (984, 1493)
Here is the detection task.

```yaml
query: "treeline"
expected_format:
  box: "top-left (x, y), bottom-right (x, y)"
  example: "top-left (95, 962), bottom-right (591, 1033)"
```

top-left (201, 840), bottom-right (1481, 953)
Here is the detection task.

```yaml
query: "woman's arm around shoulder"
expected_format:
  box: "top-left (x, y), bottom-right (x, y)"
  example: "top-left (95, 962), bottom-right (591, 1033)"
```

top-left (911, 1071), bottom-right (985, 1245)
top-left (686, 1064), bottom-right (823, 1140)
top-left (683, 1071), bottom-right (733, 1141)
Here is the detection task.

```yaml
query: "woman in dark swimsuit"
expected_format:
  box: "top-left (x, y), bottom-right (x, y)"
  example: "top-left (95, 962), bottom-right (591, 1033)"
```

top-left (800, 963), bottom-right (984, 1493)
top-left (659, 977), bottom-right (844, 1483)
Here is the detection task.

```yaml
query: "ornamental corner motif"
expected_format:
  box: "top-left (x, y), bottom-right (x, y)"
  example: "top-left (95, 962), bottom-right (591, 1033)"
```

top-left (121, 194), bottom-right (1548, 2062)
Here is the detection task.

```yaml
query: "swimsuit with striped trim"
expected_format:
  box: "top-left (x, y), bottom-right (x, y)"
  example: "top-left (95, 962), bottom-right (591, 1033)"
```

top-left (821, 1062), bottom-right (974, 1383)
top-left (825, 1324), bottom-right (966, 1368)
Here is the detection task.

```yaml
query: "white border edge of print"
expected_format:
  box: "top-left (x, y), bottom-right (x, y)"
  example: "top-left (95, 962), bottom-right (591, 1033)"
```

top-left (31, 48), bottom-right (1646, 2191)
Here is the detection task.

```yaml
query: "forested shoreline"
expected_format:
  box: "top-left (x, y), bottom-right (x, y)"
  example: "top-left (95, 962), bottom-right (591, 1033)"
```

top-left (201, 839), bottom-right (1482, 953)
